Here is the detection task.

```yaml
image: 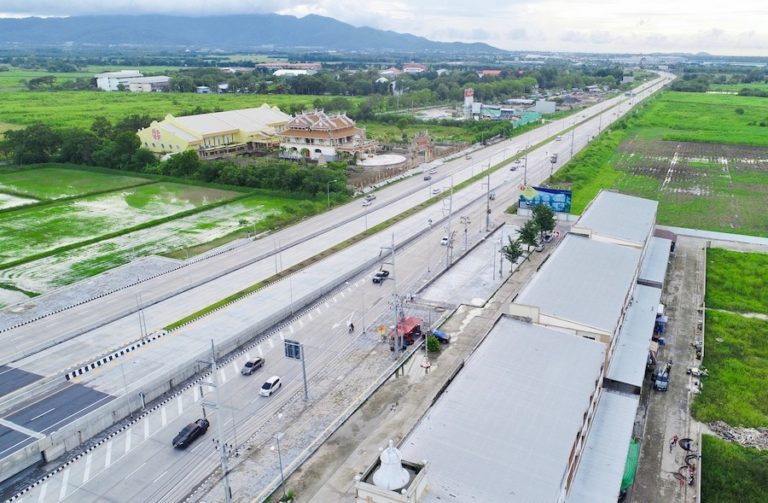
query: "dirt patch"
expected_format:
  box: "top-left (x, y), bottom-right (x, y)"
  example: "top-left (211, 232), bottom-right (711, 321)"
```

top-left (707, 420), bottom-right (768, 449)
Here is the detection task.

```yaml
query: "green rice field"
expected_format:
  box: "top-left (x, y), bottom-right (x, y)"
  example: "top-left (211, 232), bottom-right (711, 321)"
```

top-left (0, 165), bottom-right (151, 200)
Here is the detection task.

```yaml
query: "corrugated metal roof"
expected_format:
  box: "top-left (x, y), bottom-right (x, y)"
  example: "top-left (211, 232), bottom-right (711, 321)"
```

top-left (567, 391), bottom-right (639, 503)
top-left (607, 284), bottom-right (662, 388)
top-left (639, 237), bottom-right (672, 288)
top-left (515, 234), bottom-right (642, 334)
top-left (400, 316), bottom-right (605, 503)
top-left (157, 122), bottom-right (197, 142)
top-left (577, 191), bottom-right (658, 246)
top-left (172, 105), bottom-right (290, 136)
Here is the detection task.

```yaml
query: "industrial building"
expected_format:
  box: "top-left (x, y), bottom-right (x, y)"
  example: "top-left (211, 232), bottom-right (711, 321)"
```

top-left (278, 110), bottom-right (376, 162)
top-left (136, 104), bottom-right (291, 158)
top-left (95, 70), bottom-right (170, 92)
top-left (360, 191), bottom-right (672, 503)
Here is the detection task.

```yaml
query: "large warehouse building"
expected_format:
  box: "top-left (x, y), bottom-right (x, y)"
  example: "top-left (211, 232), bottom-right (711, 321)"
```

top-left (136, 105), bottom-right (291, 159)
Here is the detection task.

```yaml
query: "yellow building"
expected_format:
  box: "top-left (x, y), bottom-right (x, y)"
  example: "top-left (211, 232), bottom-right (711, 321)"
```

top-left (137, 104), bottom-right (291, 159)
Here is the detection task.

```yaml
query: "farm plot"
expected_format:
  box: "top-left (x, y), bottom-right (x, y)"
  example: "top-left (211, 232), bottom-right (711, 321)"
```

top-left (0, 182), bottom-right (241, 267)
top-left (0, 192), bottom-right (37, 210)
top-left (0, 194), bottom-right (287, 293)
top-left (0, 165), bottom-right (151, 199)
top-left (610, 140), bottom-right (768, 235)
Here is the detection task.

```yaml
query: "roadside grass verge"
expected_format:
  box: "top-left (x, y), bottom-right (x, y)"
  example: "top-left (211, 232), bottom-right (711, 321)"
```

top-left (701, 435), bottom-right (768, 503)
top-left (706, 248), bottom-right (768, 315)
top-left (691, 310), bottom-right (768, 428)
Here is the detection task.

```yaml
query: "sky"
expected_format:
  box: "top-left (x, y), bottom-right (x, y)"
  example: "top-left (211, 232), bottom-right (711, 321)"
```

top-left (0, 0), bottom-right (765, 56)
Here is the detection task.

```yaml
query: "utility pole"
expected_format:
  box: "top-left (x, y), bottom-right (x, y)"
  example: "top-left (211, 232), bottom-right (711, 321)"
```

top-left (570, 128), bottom-right (575, 159)
top-left (523, 154), bottom-right (528, 186)
top-left (203, 340), bottom-right (233, 503)
top-left (380, 234), bottom-right (402, 359)
top-left (484, 164), bottom-right (491, 232)
top-left (445, 181), bottom-right (454, 269)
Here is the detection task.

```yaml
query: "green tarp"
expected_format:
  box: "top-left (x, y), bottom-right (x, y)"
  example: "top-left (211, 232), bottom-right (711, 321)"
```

top-left (621, 439), bottom-right (640, 491)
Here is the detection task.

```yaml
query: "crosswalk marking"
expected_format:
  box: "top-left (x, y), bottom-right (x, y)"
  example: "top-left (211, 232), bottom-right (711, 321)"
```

top-left (105, 441), bottom-right (112, 468)
top-left (83, 454), bottom-right (92, 483)
top-left (58, 468), bottom-right (70, 500)
top-left (161, 407), bottom-right (167, 427)
top-left (125, 429), bottom-right (132, 453)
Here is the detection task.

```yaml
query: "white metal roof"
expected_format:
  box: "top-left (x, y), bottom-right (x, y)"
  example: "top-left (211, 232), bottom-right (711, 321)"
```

top-left (639, 237), bottom-right (672, 288)
top-left (95, 70), bottom-right (142, 78)
top-left (172, 105), bottom-right (291, 136)
top-left (400, 316), bottom-right (605, 503)
top-left (515, 234), bottom-right (642, 334)
top-left (128, 76), bottom-right (170, 84)
top-left (607, 284), bottom-right (662, 388)
top-left (156, 122), bottom-right (197, 142)
top-left (567, 391), bottom-right (639, 503)
top-left (577, 191), bottom-right (658, 246)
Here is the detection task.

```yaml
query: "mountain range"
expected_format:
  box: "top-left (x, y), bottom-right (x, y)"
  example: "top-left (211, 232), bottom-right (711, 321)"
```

top-left (0, 14), bottom-right (501, 53)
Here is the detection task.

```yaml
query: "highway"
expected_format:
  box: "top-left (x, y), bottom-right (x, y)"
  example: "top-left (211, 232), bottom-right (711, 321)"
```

top-left (0, 74), bottom-right (674, 500)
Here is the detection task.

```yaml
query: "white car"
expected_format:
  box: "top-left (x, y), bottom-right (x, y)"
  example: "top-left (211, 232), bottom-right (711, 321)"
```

top-left (260, 376), bottom-right (282, 397)
top-left (440, 236), bottom-right (449, 246)
top-left (555, 136), bottom-right (563, 141)
top-left (432, 188), bottom-right (442, 195)
top-left (362, 200), bottom-right (372, 207)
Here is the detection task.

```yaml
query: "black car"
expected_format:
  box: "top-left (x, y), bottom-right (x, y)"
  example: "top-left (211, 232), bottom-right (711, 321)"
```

top-left (372, 270), bottom-right (390, 284)
top-left (172, 418), bottom-right (210, 449)
top-left (241, 357), bottom-right (265, 376)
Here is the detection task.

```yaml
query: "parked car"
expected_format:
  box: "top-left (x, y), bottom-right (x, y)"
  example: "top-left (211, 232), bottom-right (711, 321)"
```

top-left (432, 329), bottom-right (451, 344)
top-left (542, 231), bottom-right (554, 243)
top-left (534, 241), bottom-right (545, 252)
top-left (241, 357), bottom-right (265, 376)
top-left (372, 269), bottom-right (390, 284)
top-left (260, 376), bottom-right (282, 397)
top-left (440, 236), bottom-right (449, 246)
top-left (653, 363), bottom-right (671, 391)
top-left (172, 418), bottom-right (210, 448)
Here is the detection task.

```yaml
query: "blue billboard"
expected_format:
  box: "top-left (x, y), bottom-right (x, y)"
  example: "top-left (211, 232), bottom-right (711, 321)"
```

top-left (518, 186), bottom-right (572, 213)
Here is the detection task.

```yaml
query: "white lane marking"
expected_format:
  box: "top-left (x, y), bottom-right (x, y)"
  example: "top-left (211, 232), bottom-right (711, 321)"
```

top-left (324, 302), bottom-right (330, 309)
top-left (29, 407), bottom-right (55, 422)
top-left (289, 325), bottom-right (295, 334)
top-left (104, 441), bottom-right (112, 468)
top-left (82, 454), bottom-right (92, 483)
top-left (332, 296), bottom-right (337, 303)
top-left (279, 332), bottom-right (285, 342)
top-left (219, 369), bottom-right (227, 384)
top-left (143, 418), bottom-right (150, 440)
top-left (125, 429), bottom-right (132, 453)
top-left (161, 407), bottom-right (167, 427)
top-left (58, 468), bottom-right (70, 501)
top-left (37, 482), bottom-right (47, 503)
top-left (298, 319), bottom-right (304, 328)
top-left (257, 346), bottom-right (264, 357)
top-left (152, 470), bottom-right (168, 484)
top-left (308, 312), bottom-right (313, 321)
top-left (315, 308), bottom-right (322, 316)
top-left (268, 339), bottom-right (275, 349)
top-left (126, 462), bottom-right (147, 480)
top-left (193, 386), bottom-right (200, 402)
top-left (177, 396), bottom-right (183, 416)
top-left (231, 361), bottom-right (238, 374)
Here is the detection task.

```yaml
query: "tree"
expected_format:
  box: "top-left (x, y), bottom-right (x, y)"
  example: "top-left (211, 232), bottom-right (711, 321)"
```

top-left (426, 334), bottom-right (440, 353)
top-left (90, 116), bottom-right (113, 139)
top-left (518, 219), bottom-right (539, 257)
top-left (501, 237), bottom-right (524, 269)
top-left (161, 150), bottom-right (200, 177)
top-left (58, 129), bottom-right (100, 164)
top-left (0, 123), bottom-right (61, 165)
top-left (532, 204), bottom-right (556, 240)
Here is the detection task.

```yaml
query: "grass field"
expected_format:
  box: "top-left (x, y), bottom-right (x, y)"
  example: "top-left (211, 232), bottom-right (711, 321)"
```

top-left (0, 192), bottom-right (38, 210)
top-left (701, 435), bottom-right (768, 503)
top-left (0, 193), bottom-right (295, 292)
top-left (706, 248), bottom-right (768, 315)
top-left (0, 66), bottom-right (181, 92)
top-left (0, 165), bottom-right (151, 199)
top-left (0, 91), bottom-right (362, 129)
top-left (0, 182), bottom-right (241, 266)
top-left (691, 310), bottom-right (768, 428)
top-left (710, 82), bottom-right (768, 93)
top-left (361, 121), bottom-right (476, 143)
top-left (551, 91), bottom-right (768, 236)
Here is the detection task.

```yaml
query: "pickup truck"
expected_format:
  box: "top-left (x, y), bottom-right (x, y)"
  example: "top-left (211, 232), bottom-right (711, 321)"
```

top-left (372, 270), bottom-right (390, 284)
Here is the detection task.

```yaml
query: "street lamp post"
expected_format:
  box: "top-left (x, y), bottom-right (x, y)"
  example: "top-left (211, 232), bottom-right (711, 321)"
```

top-left (272, 432), bottom-right (287, 499)
top-left (326, 179), bottom-right (337, 209)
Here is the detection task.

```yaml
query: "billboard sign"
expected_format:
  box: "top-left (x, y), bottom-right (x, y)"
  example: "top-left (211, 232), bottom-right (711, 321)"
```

top-left (518, 186), bottom-right (572, 213)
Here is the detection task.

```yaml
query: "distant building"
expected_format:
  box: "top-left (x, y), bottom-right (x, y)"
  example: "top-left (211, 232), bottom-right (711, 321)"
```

top-left (95, 70), bottom-right (143, 91)
top-left (622, 75), bottom-right (635, 84)
top-left (279, 110), bottom-right (376, 162)
top-left (402, 63), bottom-right (427, 74)
top-left (126, 76), bottom-right (171, 93)
top-left (196, 86), bottom-right (212, 94)
top-left (380, 67), bottom-right (402, 77)
top-left (273, 69), bottom-right (316, 77)
top-left (478, 69), bottom-right (502, 78)
top-left (534, 99), bottom-right (556, 114)
top-left (136, 104), bottom-right (291, 159)
top-left (255, 62), bottom-right (321, 71)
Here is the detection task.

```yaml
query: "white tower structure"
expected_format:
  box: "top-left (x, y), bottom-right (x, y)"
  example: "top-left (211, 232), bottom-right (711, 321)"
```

top-left (463, 88), bottom-right (474, 118)
top-left (372, 440), bottom-right (410, 491)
